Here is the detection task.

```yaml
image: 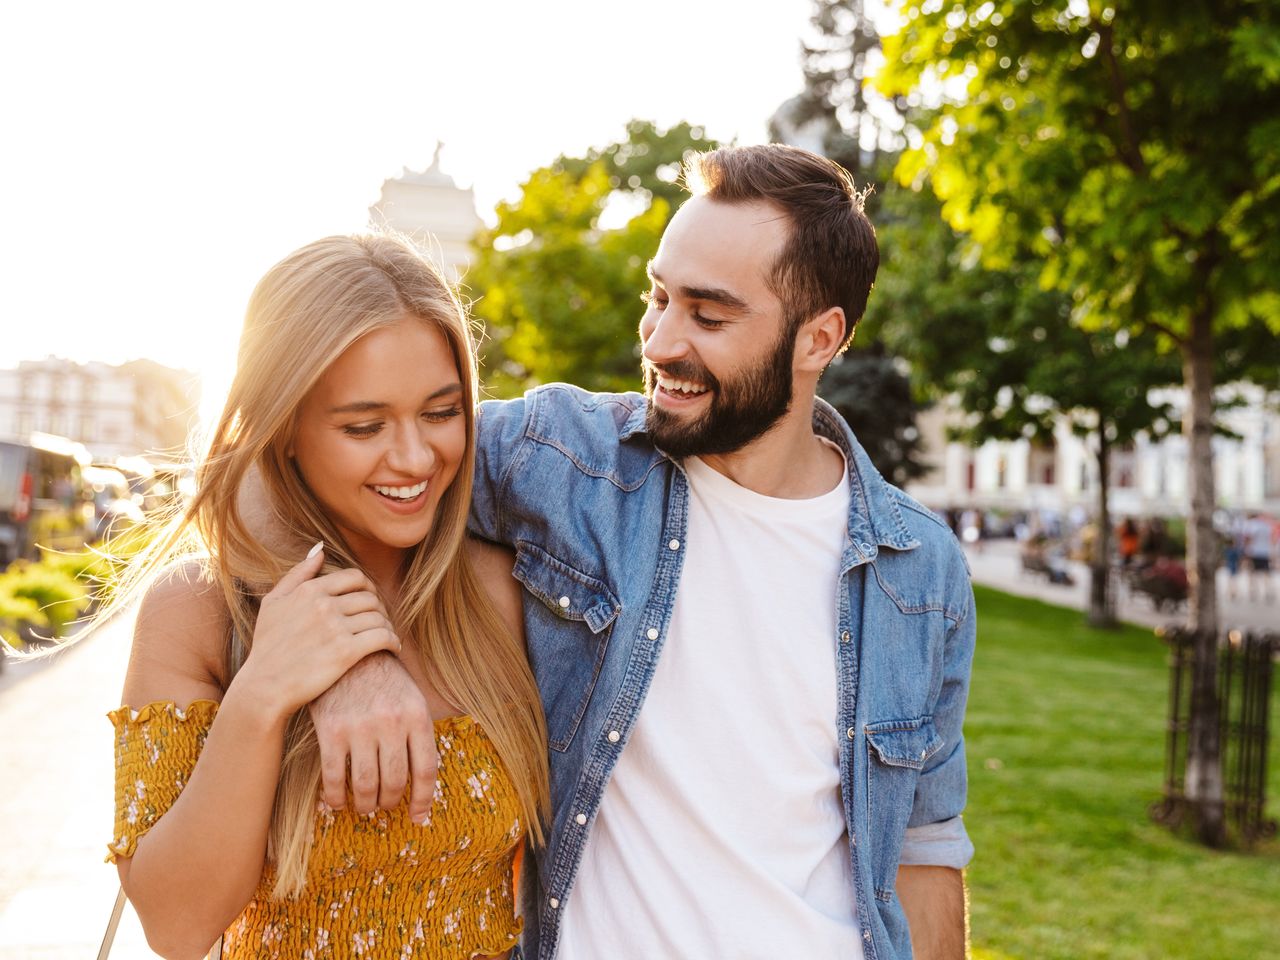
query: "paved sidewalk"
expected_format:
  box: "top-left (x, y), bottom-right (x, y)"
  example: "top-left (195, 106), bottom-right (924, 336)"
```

top-left (963, 538), bottom-right (1279, 633)
top-left (0, 613), bottom-right (157, 959)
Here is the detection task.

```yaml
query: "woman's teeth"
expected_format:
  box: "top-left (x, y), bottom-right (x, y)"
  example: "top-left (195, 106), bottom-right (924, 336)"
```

top-left (373, 481), bottom-right (428, 501)
top-left (657, 375), bottom-right (708, 395)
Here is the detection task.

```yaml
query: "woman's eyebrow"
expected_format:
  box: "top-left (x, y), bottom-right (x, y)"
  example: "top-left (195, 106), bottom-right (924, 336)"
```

top-left (328, 383), bottom-right (462, 415)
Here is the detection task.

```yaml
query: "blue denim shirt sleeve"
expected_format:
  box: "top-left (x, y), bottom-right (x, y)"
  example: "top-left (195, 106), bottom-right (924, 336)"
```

top-left (899, 817), bottom-right (973, 869)
top-left (469, 395), bottom-right (532, 545)
top-left (903, 567), bottom-right (976, 869)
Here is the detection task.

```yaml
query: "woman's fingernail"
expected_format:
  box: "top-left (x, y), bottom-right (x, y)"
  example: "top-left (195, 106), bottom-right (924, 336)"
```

top-left (307, 541), bottom-right (324, 559)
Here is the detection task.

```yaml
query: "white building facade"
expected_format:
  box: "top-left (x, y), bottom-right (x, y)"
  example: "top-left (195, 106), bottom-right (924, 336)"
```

top-left (0, 357), bottom-right (200, 462)
top-left (906, 386), bottom-right (1280, 519)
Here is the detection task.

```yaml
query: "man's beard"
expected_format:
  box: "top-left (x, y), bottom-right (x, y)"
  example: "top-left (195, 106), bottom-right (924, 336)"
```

top-left (643, 330), bottom-right (795, 459)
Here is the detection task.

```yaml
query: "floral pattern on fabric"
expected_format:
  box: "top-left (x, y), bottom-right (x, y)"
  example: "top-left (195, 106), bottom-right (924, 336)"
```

top-left (108, 702), bottom-right (523, 959)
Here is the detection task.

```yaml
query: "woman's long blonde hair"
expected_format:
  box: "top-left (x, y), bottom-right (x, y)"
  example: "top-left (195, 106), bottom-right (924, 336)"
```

top-left (115, 233), bottom-right (547, 897)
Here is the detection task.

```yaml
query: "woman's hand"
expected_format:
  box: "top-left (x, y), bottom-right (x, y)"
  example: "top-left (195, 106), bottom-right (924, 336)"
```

top-left (238, 544), bottom-right (401, 718)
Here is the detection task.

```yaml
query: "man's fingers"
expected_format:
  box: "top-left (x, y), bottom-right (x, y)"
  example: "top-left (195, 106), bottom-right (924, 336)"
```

top-left (336, 590), bottom-right (388, 617)
top-left (407, 724), bottom-right (441, 826)
top-left (342, 611), bottom-right (393, 637)
top-left (377, 737), bottom-right (410, 811)
top-left (273, 542), bottom-right (326, 595)
top-left (349, 744), bottom-right (380, 815)
top-left (350, 625), bottom-right (402, 660)
top-left (313, 567), bottom-right (379, 597)
top-left (318, 736), bottom-right (349, 811)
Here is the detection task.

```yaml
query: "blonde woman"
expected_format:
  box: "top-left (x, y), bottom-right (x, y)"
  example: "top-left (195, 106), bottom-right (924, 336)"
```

top-left (106, 234), bottom-right (548, 959)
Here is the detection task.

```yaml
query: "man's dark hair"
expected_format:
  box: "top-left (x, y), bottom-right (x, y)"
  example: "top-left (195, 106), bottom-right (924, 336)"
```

top-left (684, 144), bottom-right (878, 350)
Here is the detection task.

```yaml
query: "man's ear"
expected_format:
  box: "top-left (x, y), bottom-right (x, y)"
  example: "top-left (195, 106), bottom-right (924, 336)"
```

top-left (795, 306), bottom-right (846, 374)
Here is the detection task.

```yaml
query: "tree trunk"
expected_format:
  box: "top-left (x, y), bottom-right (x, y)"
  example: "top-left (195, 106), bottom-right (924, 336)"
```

top-left (1088, 422), bottom-right (1115, 627)
top-left (1182, 302), bottom-right (1224, 846)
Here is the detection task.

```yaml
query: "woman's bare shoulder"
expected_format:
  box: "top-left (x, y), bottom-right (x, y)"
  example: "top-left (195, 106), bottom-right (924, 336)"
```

top-left (125, 558), bottom-right (231, 705)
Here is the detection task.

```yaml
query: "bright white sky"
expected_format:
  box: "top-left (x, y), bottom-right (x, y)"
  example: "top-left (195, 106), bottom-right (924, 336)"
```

top-left (1, 0), bottom-right (892, 420)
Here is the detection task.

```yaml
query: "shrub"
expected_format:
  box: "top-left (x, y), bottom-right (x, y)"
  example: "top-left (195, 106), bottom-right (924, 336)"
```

top-left (0, 560), bottom-right (89, 638)
top-left (0, 586), bottom-right (47, 650)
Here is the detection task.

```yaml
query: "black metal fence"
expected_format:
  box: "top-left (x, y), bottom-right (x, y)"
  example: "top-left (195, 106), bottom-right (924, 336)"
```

top-left (1152, 626), bottom-right (1278, 845)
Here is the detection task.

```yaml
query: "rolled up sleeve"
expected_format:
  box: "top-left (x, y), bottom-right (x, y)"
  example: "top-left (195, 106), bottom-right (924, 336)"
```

top-left (904, 573), bottom-right (976, 869)
top-left (899, 816), bottom-right (973, 869)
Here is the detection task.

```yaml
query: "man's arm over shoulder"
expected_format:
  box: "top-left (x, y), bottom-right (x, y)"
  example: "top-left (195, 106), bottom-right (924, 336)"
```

top-left (471, 394), bottom-right (532, 545)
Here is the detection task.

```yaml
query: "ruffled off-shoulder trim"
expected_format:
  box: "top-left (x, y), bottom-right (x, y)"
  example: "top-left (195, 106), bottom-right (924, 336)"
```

top-left (105, 699), bottom-right (220, 863)
top-left (107, 697), bottom-right (221, 727)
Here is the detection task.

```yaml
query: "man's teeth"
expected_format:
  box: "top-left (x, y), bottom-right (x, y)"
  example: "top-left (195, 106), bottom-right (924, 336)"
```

top-left (657, 375), bottom-right (708, 395)
top-left (373, 481), bottom-right (428, 500)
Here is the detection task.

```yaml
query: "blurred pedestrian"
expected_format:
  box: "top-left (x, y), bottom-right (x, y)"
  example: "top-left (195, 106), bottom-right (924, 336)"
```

top-left (1223, 512), bottom-right (1246, 600)
top-left (1243, 511), bottom-right (1277, 602)
top-left (1116, 517), bottom-right (1140, 567)
top-left (960, 507), bottom-right (984, 553)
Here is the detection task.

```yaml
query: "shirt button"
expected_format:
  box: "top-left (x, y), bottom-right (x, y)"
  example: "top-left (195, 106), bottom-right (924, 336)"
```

top-left (646, 627), bottom-right (659, 640)
top-left (846, 727), bottom-right (855, 740)
top-left (840, 630), bottom-right (851, 643)
top-left (863, 930), bottom-right (872, 941)
top-left (549, 897), bottom-right (560, 909)
top-left (668, 538), bottom-right (680, 550)
top-left (575, 813), bottom-right (587, 825)
top-left (558, 595), bottom-right (571, 608)
top-left (607, 730), bottom-right (621, 743)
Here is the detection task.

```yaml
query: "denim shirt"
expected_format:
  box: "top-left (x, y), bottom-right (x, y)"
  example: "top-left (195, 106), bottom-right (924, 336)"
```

top-left (469, 384), bottom-right (976, 960)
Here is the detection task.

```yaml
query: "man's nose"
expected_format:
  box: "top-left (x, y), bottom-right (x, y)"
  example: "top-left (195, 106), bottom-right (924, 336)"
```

top-left (641, 307), bottom-right (687, 367)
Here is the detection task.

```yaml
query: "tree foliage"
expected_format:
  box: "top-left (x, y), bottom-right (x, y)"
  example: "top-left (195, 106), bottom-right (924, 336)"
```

top-left (878, 0), bottom-right (1280, 348)
top-left (818, 344), bottom-right (929, 487)
top-left (868, 181), bottom-right (1181, 448)
top-left (774, 0), bottom-right (890, 178)
top-left (467, 121), bottom-right (718, 397)
top-left (875, 0), bottom-right (1280, 845)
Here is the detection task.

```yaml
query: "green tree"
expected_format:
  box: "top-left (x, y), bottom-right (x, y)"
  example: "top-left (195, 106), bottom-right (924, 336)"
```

top-left (866, 183), bottom-right (1182, 626)
top-left (877, 0), bottom-right (1280, 845)
top-left (818, 344), bottom-right (929, 488)
top-left (770, 0), bottom-right (889, 179)
top-left (772, 1), bottom-right (935, 488)
top-left (467, 121), bottom-right (718, 397)
top-left (778, 0), bottom-right (1178, 620)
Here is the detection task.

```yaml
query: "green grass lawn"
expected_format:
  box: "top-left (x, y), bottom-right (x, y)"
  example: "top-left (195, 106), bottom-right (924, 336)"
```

top-left (966, 586), bottom-right (1280, 960)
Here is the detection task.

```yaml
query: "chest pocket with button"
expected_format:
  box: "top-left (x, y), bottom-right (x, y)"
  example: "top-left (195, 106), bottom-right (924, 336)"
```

top-left (864, 717), bottom-right (944, 900)
top-left (513, 541), bottom-right (621, 752)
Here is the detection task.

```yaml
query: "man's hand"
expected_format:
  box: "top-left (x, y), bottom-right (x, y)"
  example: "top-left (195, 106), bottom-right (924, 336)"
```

top-left (897, 864), bottom-right (968, 960)
top-left (308, 652), bottom-right (438, 823)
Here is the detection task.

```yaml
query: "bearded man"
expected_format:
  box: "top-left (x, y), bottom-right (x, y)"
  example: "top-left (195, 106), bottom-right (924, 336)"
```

top-left (315, 144), bottom-right (976, 960)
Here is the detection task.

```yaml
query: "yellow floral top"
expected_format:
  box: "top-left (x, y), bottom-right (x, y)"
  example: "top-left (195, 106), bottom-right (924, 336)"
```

top-left (108, 700), bottom-right (523, 959)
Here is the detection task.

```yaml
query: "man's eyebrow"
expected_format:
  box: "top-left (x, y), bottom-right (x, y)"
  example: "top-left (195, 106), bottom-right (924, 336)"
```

top-left (328, 383), bottom-right (462, 414)
top-left (646, 262), bottom-right (749, 312)
top-left (680, 285), bottom-right (749, 311)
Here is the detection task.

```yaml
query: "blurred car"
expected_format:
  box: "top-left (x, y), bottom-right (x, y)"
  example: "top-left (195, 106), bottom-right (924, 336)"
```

top-left (0, 432), bottom-right (95, 565)
top-left (82, 464), bottom-right (146, 539)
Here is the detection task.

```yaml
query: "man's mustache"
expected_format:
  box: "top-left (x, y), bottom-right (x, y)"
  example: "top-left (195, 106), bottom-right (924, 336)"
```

top-left (643, 359), bottom-right (720, 391)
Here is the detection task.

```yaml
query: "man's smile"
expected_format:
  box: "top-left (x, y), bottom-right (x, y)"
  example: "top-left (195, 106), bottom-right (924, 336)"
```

top-left (655, 374), bottom-right (709, 397)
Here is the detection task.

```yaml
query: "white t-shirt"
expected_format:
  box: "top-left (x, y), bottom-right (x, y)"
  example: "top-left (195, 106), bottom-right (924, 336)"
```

top-left (556, 453), bottom-right (862, 960)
